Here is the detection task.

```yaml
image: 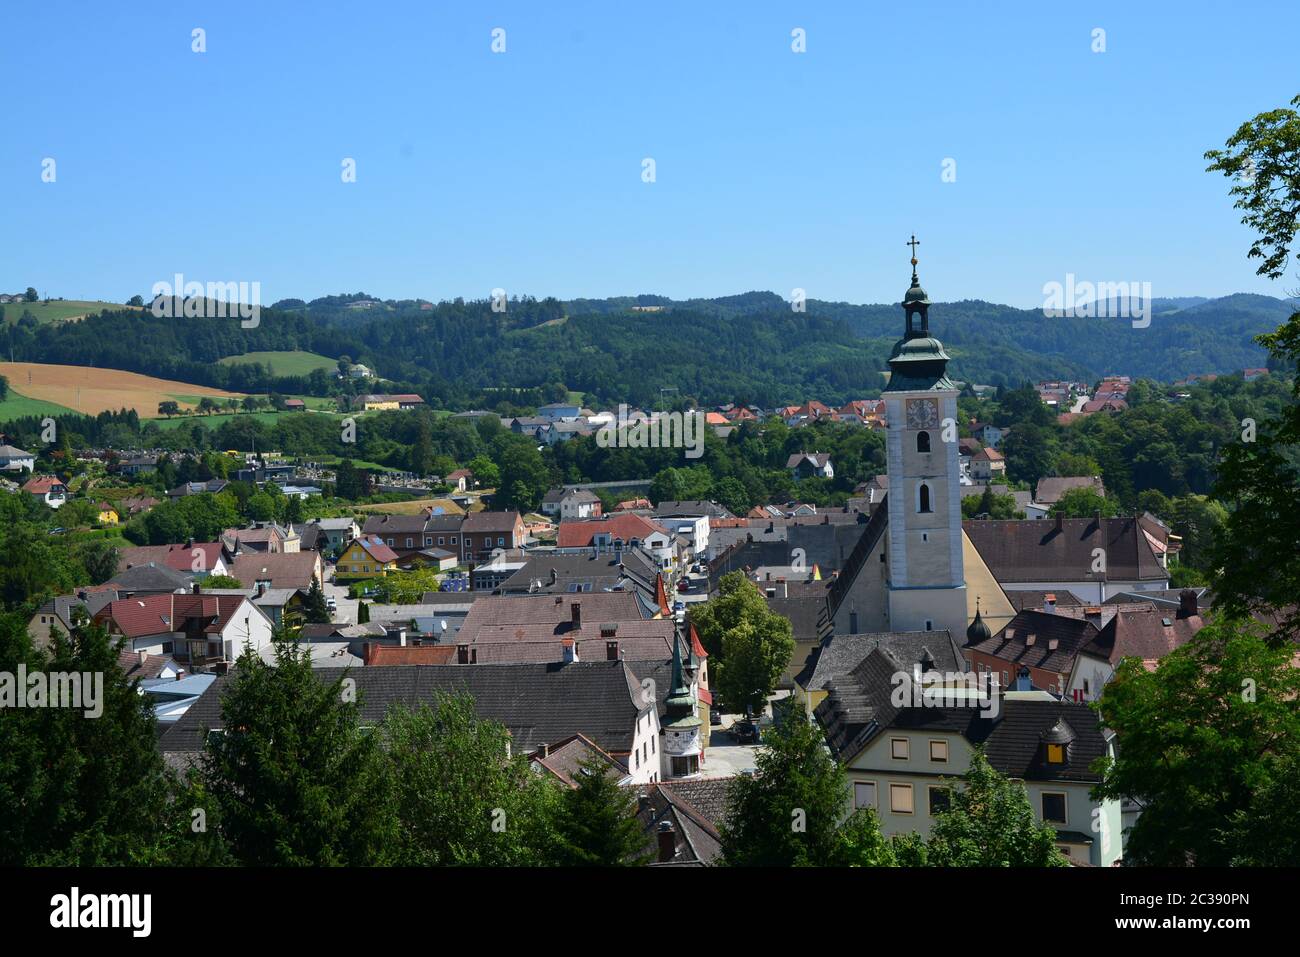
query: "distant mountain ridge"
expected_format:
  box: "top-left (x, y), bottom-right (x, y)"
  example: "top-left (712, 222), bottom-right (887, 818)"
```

top-left (9, 290), bottom-right (1294, 410)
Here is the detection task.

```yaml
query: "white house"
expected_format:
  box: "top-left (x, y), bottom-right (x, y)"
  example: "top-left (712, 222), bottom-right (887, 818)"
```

top-left (0, 444), bottom-right (35, 473)
top-left (95, 593), bottom-right (276, 671)
top-left (786, 452), bottom-right (834, 480)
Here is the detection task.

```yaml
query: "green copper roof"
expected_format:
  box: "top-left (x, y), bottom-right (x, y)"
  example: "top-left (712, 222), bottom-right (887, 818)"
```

top-left (903, 280), bottom-right (931, 305)
top-left (884, 253), bottom-right (953, 393)
top-left (883, 336), bottom-right (956, 393)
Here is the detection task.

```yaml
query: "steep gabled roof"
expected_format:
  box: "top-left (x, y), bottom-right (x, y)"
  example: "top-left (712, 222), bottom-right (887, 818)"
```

top-left (160, 660), bottom-right (651, 756)
top-left (962, 516), bottom-right (1167, 584)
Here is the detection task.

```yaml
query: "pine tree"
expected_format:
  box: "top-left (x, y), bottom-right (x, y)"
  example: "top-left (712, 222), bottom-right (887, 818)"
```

top-left (302, 578), bottom-right (331, 623)
top-left (0, 614), bottom-right (176, 865)
top-left (382, 695), bottom-right (562, 865)
top-left (721, 706), bottom-right (894, 867)
top-left (198, 639), bottom-right (397, 865)
top-left (356, 600), bottom-right (370, 623)
top-left (555, 755), bottom-right (651, 866)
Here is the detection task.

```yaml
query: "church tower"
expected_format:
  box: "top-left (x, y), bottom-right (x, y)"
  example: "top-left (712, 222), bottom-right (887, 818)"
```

top-left (882, 237), bottom-right (967, 638)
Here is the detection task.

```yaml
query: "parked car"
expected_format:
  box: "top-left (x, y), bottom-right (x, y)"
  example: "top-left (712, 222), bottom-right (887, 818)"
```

top-left (733, 720), bottom-right (760, 744)
top-left (677, 579), bottom-right (691, 593)
top-left (709, 709), bottom-right (723, 726)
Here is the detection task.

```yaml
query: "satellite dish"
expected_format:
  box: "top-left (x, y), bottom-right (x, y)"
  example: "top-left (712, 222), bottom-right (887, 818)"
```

top-left (440, 619), bottom-right (448, 633)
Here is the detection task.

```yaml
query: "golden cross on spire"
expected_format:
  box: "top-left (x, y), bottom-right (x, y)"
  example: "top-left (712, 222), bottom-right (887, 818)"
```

top-left (906, 234), bottom-right (920, 268)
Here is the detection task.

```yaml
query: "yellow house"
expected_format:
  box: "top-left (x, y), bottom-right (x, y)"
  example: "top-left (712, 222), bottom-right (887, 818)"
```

top-left (336, 535), bottom-right (399, 579)
top-left (96, 503), bottom-right (120, 525)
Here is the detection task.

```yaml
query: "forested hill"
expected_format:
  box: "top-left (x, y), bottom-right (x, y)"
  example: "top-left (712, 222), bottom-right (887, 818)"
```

top-left (3, 289), bottom-right (1292, 409)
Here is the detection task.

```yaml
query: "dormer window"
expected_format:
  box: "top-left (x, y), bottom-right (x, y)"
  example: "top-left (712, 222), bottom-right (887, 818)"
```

top-left (1040, 718), bottom-right (1076, 766)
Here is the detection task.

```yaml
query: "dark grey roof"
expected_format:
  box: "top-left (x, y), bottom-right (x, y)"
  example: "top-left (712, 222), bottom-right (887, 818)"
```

top-left (963, 516), bottom-right (1167, 584)
top-left (1007, 590), bottom-right (1085, 612)
top-left (495, 547), bottom-right (660, 598)
top-left (106, 562), bottom-right (194, 593)
top-left (631, 782), bottom-right (724, 865)
top-left (653, 500), bottom-right (735, 519)
top-left (1103, 587), bottom-right (1211, 609)
top-left (797, 630), bottom-right (963, 693)
top-left (765, 595), bottom-right (831, 644)
top-left (966, 609), bottom-right (1101, 674)
top-left (814, 647), bottom-right (1109, 781)
top-left (711, 515), bottom-right (874, 592)
top-left (159, 660), bottom-right (650, 757)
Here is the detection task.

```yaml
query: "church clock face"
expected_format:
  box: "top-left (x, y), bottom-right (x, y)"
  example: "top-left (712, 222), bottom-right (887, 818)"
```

top-left (905, 397), bottom-right (940, 430)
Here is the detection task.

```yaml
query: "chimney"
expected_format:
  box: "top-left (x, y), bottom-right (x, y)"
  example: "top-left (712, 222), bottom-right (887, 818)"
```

top-left (549, 567), bottom-right (558, 586)
top-left (1043, 593), bottom-right (1056, 614)
top-left (657, 820), bottom-right (676, 863)
top-left (191, 581), bottom-right (201, 594)
top-left (537, 742), bottom-right (550, 758)
top-left (562, 639), bottom-right (578, 663)
top-left (638, 792), bottom-right (651, 813)
top-left (779, 578), bottom-right (788, 598)
top-left (571, 601), bottom-right (582, 628)
top-left (606, 639), bottom-right (619, 661)
top-left (457, 643), bottom-right (470, 664)
top-left (1177, 589), bottom-right (1198, 619)
top-left (1054, 511), bottom-right (1063, 532)
top-left (138, 649), bottom-right (149, 665)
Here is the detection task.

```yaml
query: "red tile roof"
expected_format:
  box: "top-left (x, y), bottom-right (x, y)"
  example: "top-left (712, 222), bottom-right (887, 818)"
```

top-left (22, 476), bottom-right (66, 494)
top-left (364, 644), bottom-right (457, 665)
top-left (353, 535), bottom-right (399, 564)
top-left (119, 543), bottom-right (226, 575)
top-left (557, 513), bottom-right (669, 547)
top-left (96, 594), bottom-right (253, 639)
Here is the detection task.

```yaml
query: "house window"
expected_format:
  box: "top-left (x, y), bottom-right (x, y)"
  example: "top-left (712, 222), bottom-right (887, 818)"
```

top-left (928, 786), bottom-right (951, 815)
top-left (672, 755), bottom-right (699, 776)
top-left (929, 740), bottom-right (948, 762)
top-left (425, 537), bottom-right (432, 546)
top-left (451, 536), bottom-right (457, 544)
top-left (916, 431), bottom-right (931, 453)
top-left (890, 737), bottom-right (909, 760)
top-left (405, 537), bottom-right (413, 547)
top-left (924, 619), bottom-right (933, 631)
top-left (853, 781), bottom-right (877, 810)
top-left (1042, 792), bottom-right (1067, 824)
top-left (497, 536), bottom-right (505, 547)
top-left (918, 483), bottom-right (932, 513)
top-left (889, 783), bottom-right (914, 814)
top-left (438, 537), bottom-right (445, 545)
top-left (1046, 743), bottom-right (1066, 764)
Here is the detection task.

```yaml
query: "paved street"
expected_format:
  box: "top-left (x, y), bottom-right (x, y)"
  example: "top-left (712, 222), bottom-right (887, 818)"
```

top-left (323, 576), bottom-right (359, 626)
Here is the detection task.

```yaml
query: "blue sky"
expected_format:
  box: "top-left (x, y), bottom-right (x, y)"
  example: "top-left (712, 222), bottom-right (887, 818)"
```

top-left (3, 1), bottom-right (1297, 308)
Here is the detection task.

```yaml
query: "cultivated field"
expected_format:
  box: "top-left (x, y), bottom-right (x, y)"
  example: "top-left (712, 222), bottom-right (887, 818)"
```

top-left (217, 350), bottom-right (338, 376)
top-left (0, 362), bottom-right (244, 417)
top-left (1, 300), bottom-right (144, 324)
